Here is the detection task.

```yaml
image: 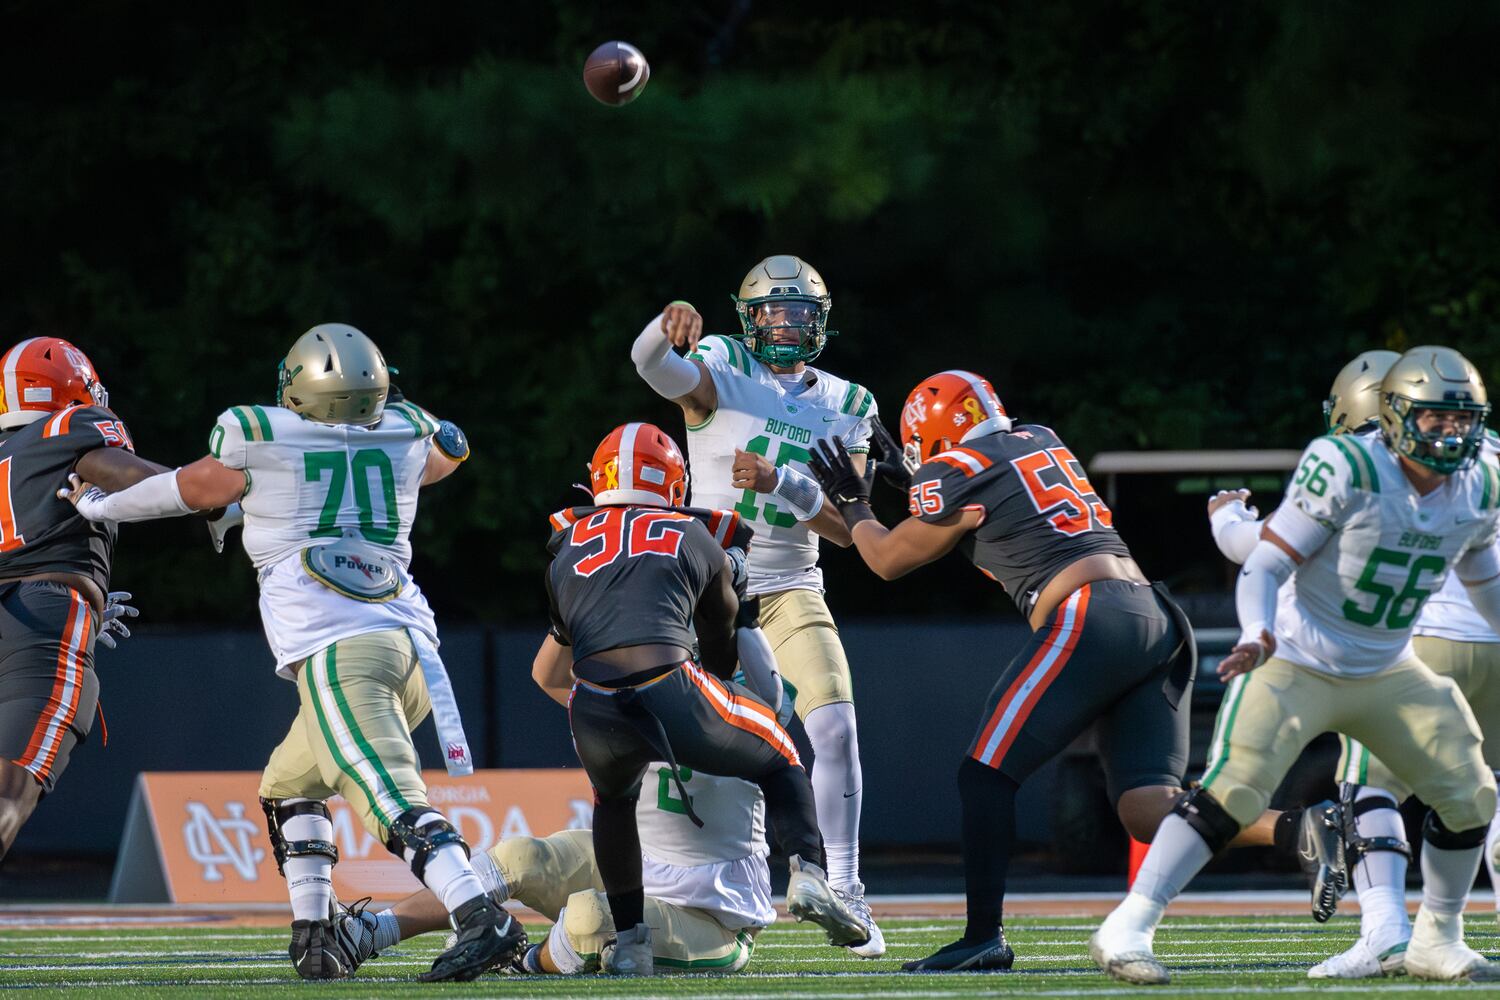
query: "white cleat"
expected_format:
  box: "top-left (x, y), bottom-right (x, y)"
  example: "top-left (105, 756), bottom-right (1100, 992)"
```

top-left (1405, 909), bottom-right (1500, 982)
top-left (1088, 929), bottom-right (1169, 985)
top-left (785, 855), bottom-right (871, 947)
top-left (1307, 936), bottom-right (1407, 978)
top-left (834, 883), bottom-right (886, 958)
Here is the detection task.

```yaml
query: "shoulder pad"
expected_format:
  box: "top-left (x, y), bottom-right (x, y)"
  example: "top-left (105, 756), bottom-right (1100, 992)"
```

top-left (38, 405), bottom-right (133, 451)
top-left (385, 400), bottom-right (440, 438)
top-left (680, 506), bottom-right (754, 549)
top-left (548, 505), bottom-right (593, 536)
top-left (688, 335), bottom-right (757, 378)
top-left (222, 404), bottom-right (283, 444)
top-left (1316, 434), bottom-right (1381, 493)
top-left (923, 446), bottom-right (996, 479)
top-left (837, 381), bottom-right (877, 419)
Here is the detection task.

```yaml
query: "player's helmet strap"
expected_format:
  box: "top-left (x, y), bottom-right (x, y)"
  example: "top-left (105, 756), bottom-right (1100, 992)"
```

top-left (1386, 393), bottom-right (1490, 474)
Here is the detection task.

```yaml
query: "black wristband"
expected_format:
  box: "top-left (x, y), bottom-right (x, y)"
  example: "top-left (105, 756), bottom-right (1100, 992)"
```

top-left (838, 500), bottom-right (877, 529)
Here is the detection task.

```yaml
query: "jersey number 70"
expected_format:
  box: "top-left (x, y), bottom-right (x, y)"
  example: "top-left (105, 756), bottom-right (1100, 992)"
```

top-left (1010, 446), bottom-right (1112, 536)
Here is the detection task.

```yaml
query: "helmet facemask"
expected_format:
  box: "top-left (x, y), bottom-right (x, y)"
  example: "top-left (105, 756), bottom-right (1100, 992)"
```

top-left (1385, 395), bottom-right (1490, 474)
top-left (733, 296), bottom-right (834, 367)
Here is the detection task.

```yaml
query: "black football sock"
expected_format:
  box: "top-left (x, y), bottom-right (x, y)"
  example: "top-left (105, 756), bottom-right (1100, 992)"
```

top-left (1272, 808), bottom-right (1302, 856)
top-left (958, 756), bottom-right (1019, 943)
top-left (591, 796), bottom-right (645, 931)
top-left (757, 764), bottom-right (825, 868)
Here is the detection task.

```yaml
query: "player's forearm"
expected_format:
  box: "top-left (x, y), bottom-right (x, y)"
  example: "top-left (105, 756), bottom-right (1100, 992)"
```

top-left (69, 468), bottom-right (194, 522)
top-left (807, 499), bottom-right (852, 546)
top-left (1209, 503), bottom-right (1264, 565)
top-left (632, 314), bottom-right (703, 398)
top-left (849, 517), bottom-right (910, 580)
top-left (1234, 541), bottom-right (1296, 647)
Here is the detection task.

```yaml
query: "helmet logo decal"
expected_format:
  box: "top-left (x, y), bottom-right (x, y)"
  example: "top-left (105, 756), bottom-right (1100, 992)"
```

top-left (961, 397), bottom-right (986, 425)
top-left (903, 393), bottom-right (927, 432)
top-left (602, 458), bottom-right (620, 491)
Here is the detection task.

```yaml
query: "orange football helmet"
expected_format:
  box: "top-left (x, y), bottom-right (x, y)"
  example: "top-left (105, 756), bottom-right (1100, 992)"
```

top-left (0, 337), bottom-right (109, 430)
top-left (589, 422), bottom-right (688, 506)
top-left (899, 369), bottom-right (1012, 473)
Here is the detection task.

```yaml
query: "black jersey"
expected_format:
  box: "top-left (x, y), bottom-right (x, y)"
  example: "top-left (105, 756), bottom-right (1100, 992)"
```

top-left (545, 505), bottom-right (752, 661)
top-left (908, 425), bottom-right (1131, 617)
top-left (0, 405), bottom-right (133, 593)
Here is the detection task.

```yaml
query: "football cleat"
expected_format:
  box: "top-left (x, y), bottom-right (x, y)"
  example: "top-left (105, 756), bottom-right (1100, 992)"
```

top-left (1405, 909), bottom-right (1500, 982)
top-left (834, 883), bottom-right (886, 958)
top-left (903, 931), bottom-right (1014, 972)
top-left (289, 918), bottom-right (356, 980)
top-left (1308, 936), bottom-right (1407, 979)
top-left (601, 923), bottom-right (654, 977)
top-left (331, 897), bottom-right (379, 971)
top-left (1295, 800), bottom-right (1347, 922)
top-left (1089, 928), bottom-right (1169, 985)
top-left (419, 896), bottom-right (528, 983)
top-left (785, 855), bottom-right (870, 947)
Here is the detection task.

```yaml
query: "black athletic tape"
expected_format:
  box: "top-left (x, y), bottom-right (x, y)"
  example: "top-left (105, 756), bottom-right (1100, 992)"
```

top-left (1171, 787), bottom-right (1241, 852)
top-left (261, 798), bottom-right (333, 876)
top-left (1348, 836), bottom-right (1411, 866)
top-left (283, 838), bottom-right (339, 863)
top-left (1423, 809), bottom-right (1488, 850)
top-left (386, 808), bottom-right (471, 881)
top-left (1350, 795), bottom-right (1400, 818)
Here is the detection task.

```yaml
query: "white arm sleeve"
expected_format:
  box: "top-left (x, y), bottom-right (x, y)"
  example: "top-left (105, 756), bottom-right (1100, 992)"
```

top-left (631, 314), bottom-right (702, 399)
top-left (1209, 499), bottom-right (1262, 564)
top-left (1235, 540), bottom-right (1297, 648)
top-left (735, 625), bottom-right (784, 715)
top-left (72, 469), bottom-right (193, 523)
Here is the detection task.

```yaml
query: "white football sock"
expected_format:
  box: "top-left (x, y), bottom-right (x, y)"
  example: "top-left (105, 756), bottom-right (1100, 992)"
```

top-left (281, 811), bottom-right (334, 922)
top-left (401, 811), bottom-right (487, 912)
top-left (1421, 837), bottom-right (1482, 917)
top-left (1129, 813), bottom-right (1213, 906)
top-left (804, 702), bottom-right (862, 887)
top-left (1348, 788), bottom-right (1410, 947)
top-left (372, 909), bottom-right (402, 951)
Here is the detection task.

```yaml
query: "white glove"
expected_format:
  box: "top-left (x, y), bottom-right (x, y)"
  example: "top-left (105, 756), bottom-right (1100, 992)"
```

top-left (97, 591), bottom-right (139, 650)
top-left (207, 502), bottom-right (244, 554)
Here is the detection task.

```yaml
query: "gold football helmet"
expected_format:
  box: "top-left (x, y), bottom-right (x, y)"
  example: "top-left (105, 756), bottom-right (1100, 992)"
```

top-left (1378, 346), bottom-right (1490, 473)
top-left (1324, 350), bottom-right (1401, 434)
top-left (276, 324), bottom-right (390, 426)
top-left (732, 254), bottom-right (835, 367)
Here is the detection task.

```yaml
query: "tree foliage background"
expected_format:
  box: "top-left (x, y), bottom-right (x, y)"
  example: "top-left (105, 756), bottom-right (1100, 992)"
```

top-left (5, 1), bottom-right (1500, 624)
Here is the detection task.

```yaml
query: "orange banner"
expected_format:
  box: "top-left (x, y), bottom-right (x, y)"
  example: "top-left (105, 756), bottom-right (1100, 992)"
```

top-left (122, 770), bottom-right (594, 903)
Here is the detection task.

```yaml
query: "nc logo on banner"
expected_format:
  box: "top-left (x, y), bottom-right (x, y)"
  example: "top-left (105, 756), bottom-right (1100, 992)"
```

top-left (182, 801), bottom-right (264, 882)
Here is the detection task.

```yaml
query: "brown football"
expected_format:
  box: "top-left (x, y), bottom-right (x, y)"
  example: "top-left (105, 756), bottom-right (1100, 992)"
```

top-left (583, 41), bottom-right (650, 106)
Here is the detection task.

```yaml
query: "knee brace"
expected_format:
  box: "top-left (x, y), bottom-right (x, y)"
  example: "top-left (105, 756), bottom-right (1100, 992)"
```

top-left (384, 807), bottom-right (469, 882)
top-left (1341, 786), bottom-right (1411, 865)
top-left (1424, 808), bottom-right (1489, 850)
top-left (1171, 786), bottom-right (1241, 853)
top-left (259, 797), bottom-right (338, 877)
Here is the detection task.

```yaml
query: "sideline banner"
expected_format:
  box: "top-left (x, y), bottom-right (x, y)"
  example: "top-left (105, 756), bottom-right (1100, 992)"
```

top-left (109, 769), bottom-right (594, 903)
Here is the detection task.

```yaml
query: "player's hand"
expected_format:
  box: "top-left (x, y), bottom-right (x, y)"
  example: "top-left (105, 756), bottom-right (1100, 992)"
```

top-left (1217, 629), bottom-right (1275, 681)
top-left (57, 474), bottom-right (111, 521)
top-left (662, 301), bottom-right (702, 353)
top-left (97, 591), bottom-right (139, 650)
top-left (207, 502), bottom-right (244, 554)
top-left (808, 436), bottom-right (871, 509)
top-left (1208, 489), bottom-right (1255, 518)
top-left (869, 420), bottom-right (911, 492)
top-left (731, 448), bottom-right (778, 493)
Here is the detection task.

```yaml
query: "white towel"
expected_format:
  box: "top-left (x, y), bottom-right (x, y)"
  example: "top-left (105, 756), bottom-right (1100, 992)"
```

top-left (408, 628), bottom-right (474, 776)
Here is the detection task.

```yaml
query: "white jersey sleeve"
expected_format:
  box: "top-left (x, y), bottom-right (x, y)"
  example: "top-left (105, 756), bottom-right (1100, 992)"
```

top-left (208, 405), bottom-right (262, 471)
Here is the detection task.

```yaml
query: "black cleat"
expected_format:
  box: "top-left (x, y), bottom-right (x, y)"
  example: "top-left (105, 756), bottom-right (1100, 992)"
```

top-left (1296, 799), bottom-right (1347, 923)
top-left (419, 896), bottom-right (528, 983)
top-left (289, 918), bottom-right (357, 980)
top-left (903, 931), bottom-right (1015, 972)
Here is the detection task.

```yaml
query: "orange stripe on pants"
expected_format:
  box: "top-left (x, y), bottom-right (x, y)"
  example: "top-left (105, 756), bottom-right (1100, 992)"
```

top-left (683, 664), bottom-right (801, 767)
top-left (13, 590), bottom-right (91, 781)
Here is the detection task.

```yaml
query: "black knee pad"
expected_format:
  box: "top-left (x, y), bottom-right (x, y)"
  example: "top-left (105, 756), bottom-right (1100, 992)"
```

top-left (1342, 788), bottom-right (1412, 865)
top-left (1423, 809), bottom-right (1488, 850)
top-left (957, 756), bottom-right (1020, 798)
top-left (260, 798), bottom-right (338, 876)
top-left (1171, 787), bottom-right (1240, 853)
top-left (385, 808), bottom-right (469, 882)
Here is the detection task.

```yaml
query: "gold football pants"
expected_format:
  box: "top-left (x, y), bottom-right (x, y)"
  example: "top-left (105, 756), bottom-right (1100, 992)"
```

top-left (758, 588), bottom-right (852, 718)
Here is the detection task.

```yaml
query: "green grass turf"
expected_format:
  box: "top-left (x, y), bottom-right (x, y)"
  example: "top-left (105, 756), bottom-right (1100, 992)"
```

top-left (2, 916), bottom-right (1499, 997)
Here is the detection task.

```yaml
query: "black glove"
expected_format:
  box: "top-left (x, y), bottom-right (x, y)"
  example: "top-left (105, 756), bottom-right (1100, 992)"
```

top-left (868, 420), bottom-right (911, 492)
top-left (807, 436), bottom-right (872, 516)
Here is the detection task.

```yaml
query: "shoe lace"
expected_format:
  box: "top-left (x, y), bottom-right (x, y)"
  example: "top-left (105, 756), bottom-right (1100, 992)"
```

top-left (336, 896), bottom-right (377, 957)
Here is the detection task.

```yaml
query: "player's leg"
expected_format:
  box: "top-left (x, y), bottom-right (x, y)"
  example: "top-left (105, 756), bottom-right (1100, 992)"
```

top-left (1305, 735), bottom-right (1413, 978)
top-left (536, 891), bottom-right (754, 975)
top-left (1414, 636), bottom-right (1500, 925)
top-left (757, 589), bottom-right (880, 949)
top-left (1344, 658), bottom-right (1499, 982)
top-left (0, 582), bottom-right (100, 861)
top-left (1094, 657), bottom-right (1331, 984)
top-left (299, 631), bottom-right (522, 982)
top-left (639, 664), bottom-right (868, 948)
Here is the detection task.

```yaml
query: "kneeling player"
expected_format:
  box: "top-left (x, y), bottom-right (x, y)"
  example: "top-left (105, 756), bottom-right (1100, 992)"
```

top-left (62, 325), bottom-right (522, 982)
top-left (544, 422), bottom-right (867, 976)
top-left (1095, 346), bottom-right (1500, 984)
top-left (806, 370), bottom-right (1196, 972)
top-left (340, 765), bottom-right (772, 975)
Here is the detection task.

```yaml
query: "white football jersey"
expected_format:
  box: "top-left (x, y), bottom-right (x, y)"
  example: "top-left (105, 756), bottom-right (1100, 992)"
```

top-left (686, 335), bottom-right (876, 595)
top-left (637, 763), bottom-right (773, 929)
top-left (1413, 434), bottom-right (1500, 643)
top-left (210, 401), bottom-right (443, 675)
top-left (1268, 428), bottom-right (1500, 675)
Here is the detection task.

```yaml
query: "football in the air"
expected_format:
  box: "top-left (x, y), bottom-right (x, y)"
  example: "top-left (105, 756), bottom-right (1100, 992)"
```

top-left (583, 41), bottom-right (650, 106)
